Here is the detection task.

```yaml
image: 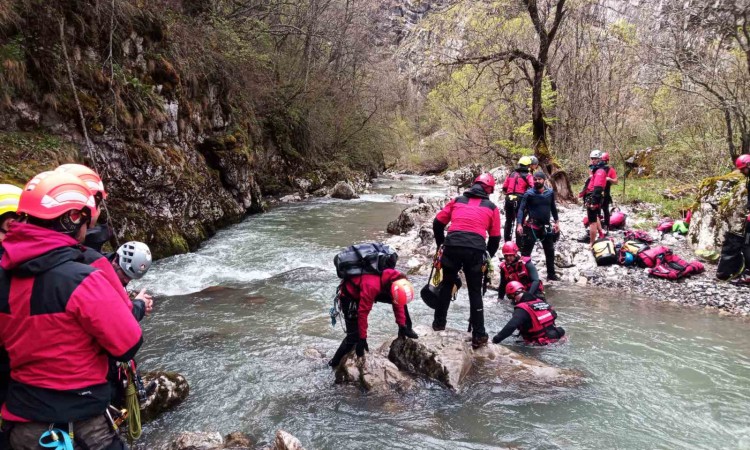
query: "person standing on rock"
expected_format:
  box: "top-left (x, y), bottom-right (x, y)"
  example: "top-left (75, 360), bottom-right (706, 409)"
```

top-left (498, 242), bottom-right (544, 298)
top-left (516, 171), bottom-right (560, 281)
top-left (734, 154), bottom-right (750, 284)
top-left (492, 281), bottom-right (565, 345)
top-left (600, 152), bottom-right (618, 230)
top-left (582, 150), bottom-right (608, 245)
top-left (432, 173), bottom-right (501, 349)
top-left (0, 172), bottom-right (142, 449)
top-left (501, 156), bottom-right (533, 241)
top-left (328, 269), bottom-right (417, 368)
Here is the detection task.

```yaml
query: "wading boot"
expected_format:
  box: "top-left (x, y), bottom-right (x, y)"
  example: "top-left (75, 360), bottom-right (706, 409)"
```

top-left (471, 334), bottom-right (489, 349)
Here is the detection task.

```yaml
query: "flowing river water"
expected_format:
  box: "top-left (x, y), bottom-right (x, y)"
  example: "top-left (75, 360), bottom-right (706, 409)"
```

top-left (134, 176), bottom-right (750, 449)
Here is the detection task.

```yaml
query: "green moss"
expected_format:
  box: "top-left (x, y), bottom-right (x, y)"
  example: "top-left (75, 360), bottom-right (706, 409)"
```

top-left (0, 131), bottom-right (80, 185)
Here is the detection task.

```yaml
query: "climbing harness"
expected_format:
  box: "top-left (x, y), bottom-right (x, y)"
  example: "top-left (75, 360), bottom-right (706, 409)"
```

top-left (38, 424), bottom-right (74, 450)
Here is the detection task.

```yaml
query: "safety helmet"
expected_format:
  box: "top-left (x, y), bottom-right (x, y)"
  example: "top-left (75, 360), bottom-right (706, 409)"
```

top-left (117, 241), bottom-right (153, 280)
top-left (736, 154), bottom-right (750, 170)
top-left (601, 152), bottom-right (610, 162)
top-left (505, 281), bottom-right (525, 299)
top-left (55, 164), bottom-right (108, 200)
top-left (530, 156), bottom-right (539, 166)
top-left (623, 252), bottom-right (635, 266)
top-left (0, 184), bottom-right (22, 217)
top-left (518, 156), bottom-right (532, 167)
top-left (589, 149), bottom-right (602, 159)
top-left (391, 278), bottom-right (415, 306)
top-left (501, 241), bottom-right (519, 256)
top-left (474, 173), bottom-right (496, 193)
top-left (18, 172), bottom-right (95, 221)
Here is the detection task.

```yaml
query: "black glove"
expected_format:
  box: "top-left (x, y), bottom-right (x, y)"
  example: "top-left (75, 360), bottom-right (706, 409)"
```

top-left (492, 334), bottom-right (503, 344)
top-left (398, 326), bottom-right (419, 339)
top-left (355, 338), bottom-right (369, 357)
top-left (588, 195), bottom-right (602, 210)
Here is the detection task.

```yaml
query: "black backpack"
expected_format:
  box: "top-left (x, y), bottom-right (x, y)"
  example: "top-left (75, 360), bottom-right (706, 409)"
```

top-left (334, 242), bottom-right (398, 279)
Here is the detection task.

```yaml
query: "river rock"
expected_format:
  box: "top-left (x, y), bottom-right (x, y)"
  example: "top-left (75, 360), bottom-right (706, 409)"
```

top-left (330, 181), bottom-right (359, 199)
top-left (279, 194), bottom-right (303, 203)
top-left (224, 432), bottom-right (254, 448)
top-left (167, 431), bottom-right (224, 450)
top-left (335, 343), bottom-right (415, 392)
top-left (688, 171), bottom-right (748, 255)
top-left (472, 342), bottom-right (584, 386)
top-left (388, 327), bottom-right (472, 389)
top-left (443, 164), bottom-right (482, 188)
top-left (386, 201), bottom-right (442, 235)
top-left (271, 430), bottom-right (305, 450)
top-left (141, 371), bottom-right (190, 422)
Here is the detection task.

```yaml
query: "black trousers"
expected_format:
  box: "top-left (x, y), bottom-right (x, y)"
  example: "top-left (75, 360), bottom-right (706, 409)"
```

top-left (503, 198), bottom-right (520, 242)
top-left (602, 194), bottom-right (612, 228)
top-left (329, 296), bottom-right (412, 367)
top-left (518, 225), bottom-right (556, 278)
top-left (433, 246), bottom-right (486, 337)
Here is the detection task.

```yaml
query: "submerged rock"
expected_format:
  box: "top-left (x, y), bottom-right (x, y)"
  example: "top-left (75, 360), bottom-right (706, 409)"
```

top-left (330, 181), bottom-right (359, 199)
top-left (141, 371), bottom-right (190, 422)
top-left (388, 326), bottom-right (583, 389)
top-left (271, 430), bottom-right (306, 450)
top-left (167, 431), bottom-right (223, 450)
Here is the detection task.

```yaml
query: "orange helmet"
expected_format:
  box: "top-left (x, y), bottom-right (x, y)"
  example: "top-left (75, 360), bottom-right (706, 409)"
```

top-left (18, 171), bottom-right (96, 221)
top-left (391, 279), bottom-right (415, 306)
top-left (55, 164), bottom-right (107, 200)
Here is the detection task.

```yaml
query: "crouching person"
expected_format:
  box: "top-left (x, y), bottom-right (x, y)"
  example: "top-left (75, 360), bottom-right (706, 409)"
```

top-left (0, 172), bottom-right (142, 450)
top-left (328, 269), bottom-right (416, 367)
top-left (492, 281), bottom-right (565, 346)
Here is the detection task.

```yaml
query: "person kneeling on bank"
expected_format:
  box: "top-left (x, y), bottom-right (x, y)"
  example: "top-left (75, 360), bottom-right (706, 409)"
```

top-left (492, 281), bottom-right (565, 345)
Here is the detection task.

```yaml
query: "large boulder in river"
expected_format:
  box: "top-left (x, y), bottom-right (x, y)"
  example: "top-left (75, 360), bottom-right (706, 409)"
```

top-left (386, 198), bottom-right (444, 235)
top-left (335, 342), bottom-right (415, 393)
top-left (330, 181), bottom-right (359, 199)
top-left (388, 326), bottom-right (583, 389)
top-left (141, 371), bottom-right (190, 422)
top-left (443, 164), bottom-right (482, 188)
top-left (688, 171), bottom-right (748, 257)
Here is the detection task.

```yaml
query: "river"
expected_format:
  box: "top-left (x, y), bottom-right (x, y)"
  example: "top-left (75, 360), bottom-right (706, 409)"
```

top-left (134, 176), bottom-right (750, 449)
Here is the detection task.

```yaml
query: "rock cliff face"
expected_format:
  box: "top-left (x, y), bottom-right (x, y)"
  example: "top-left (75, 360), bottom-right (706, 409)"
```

top-left (688, 171), bottom-right (748, 255)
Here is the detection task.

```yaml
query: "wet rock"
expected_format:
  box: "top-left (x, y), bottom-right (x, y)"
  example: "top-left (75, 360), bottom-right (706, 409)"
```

top-left (392, 193), bottom-right (416, 204)
top-left (303, 347), bottom-right (326, 359)
top-left (473, 343), bottom-right (584, 387)
top-left (443, 164), bottom-right (482, 188)
top-left (167, 431), bottom-right (223, 450)
top-left (330, 181), bottom-right (359, 200)
top-left (224, 432), bottom-right (254, 448)
top-left (312, 188), bottom-right (329, 197)
top-left (335, 343), bottom-right (415, 393)
top-left (388, 327), bottom-right (472, 389)
top-left (141, 371), bottom-right (190, 422)
top-left (386, 202), bottom-right (442, 235)
top-left (271, 430), bottom-right (305, 450)
top-left (279, 194), bottom-right (303, 203)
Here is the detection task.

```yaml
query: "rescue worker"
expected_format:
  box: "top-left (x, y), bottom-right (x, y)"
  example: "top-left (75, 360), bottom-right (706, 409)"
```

top-left (734, 154), bottom-right (750, 284)
top-left (433, 173), bottom-right (501, 348)
top-left (498, 241), bottom-right (543, 298)
top-left (600, 152), bottom-right (618, 230)
top-left (0, 172), bottom-right (142, 450)
top-left (492, 281), bottom-right (565, 345)
top-left (0, 184), bottom-right (21, 258)
top-left (582, 150), bottom-right (608, 246)
top-left (328, 269), bottom-right (416, 367)
top-left (516, 171), bottom-right (560, 281)
top-left (529, 155), bottom-right (540, 173)
top-left (501, 156), bottom-right (533, 241)
top-left (55, 163), bottom-right (112, 252)
top-left (110, 241), bottom-right (154, 320)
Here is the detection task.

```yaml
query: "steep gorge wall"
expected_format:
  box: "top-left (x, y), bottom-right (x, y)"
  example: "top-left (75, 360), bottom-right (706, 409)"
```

top-left (0, 2), bottom-right (376, 258)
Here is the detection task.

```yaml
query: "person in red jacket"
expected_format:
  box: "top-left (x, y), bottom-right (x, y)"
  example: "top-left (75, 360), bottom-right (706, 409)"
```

top-left (582, 150), bottom-right (608, 246)
top-left (328, 269), bottom-right (416, 367)
top-left (0, 172), bottom-right (142, 449)
top-left (55, 163), bottom-right (112, 252)
top-left (497, 242), bottom-right (543, 298)
top-left (501, 156), bottom-right (532, 241)
top-left (492, 281), bottom-right (565, 345)
top-left (600, 152), bottom-right (618, 230)
top-left (433, 173), bottom-right (501, 348)
top-left (734, 154), bottom-right (750, 284)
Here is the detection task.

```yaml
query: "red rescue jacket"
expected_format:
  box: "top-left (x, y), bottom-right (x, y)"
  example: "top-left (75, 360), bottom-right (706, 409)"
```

top-left (0, 222), bottom-right (143, 423)
top-left (435, 185), bottom-right (501, 251)
top-left (502, 171), bottom-right (531, 196)
top-left (500, 257), bottom-right (544, 293)
top-left (340, 268), bottom-right (406, 340)
top-left (515, 299), bottom-right (557, 345)
top-left (585, 166), bottom-right (608, 194)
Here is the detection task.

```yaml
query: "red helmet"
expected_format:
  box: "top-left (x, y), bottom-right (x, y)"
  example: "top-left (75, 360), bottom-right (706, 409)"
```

top-left (501, 241), bottom-right (519, 256)
top-left (18, 172), bottom-right (96, 221)
top-left (601, 152), bottom-right (610, 162)
top-left (55, 164), bottom-right (108, 199)
top-left (505, 281), bottom-right (525, 299)
top-left (391, 279), bottom-right (415, 306)
top-left (474, 173), bottom-right (496, 193)
top-left (736, 154), bottom-right (750, 170)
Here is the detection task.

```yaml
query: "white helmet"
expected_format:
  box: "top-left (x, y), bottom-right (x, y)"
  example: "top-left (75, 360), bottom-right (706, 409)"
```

top-left (589, 149), bottom-right (602, 159)
top-left (117, 241), bottom-right (152, 279)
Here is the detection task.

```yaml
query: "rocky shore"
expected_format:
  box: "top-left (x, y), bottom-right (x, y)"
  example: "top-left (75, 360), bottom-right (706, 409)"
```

top-left (381, 169), bottom-right (750, 316)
